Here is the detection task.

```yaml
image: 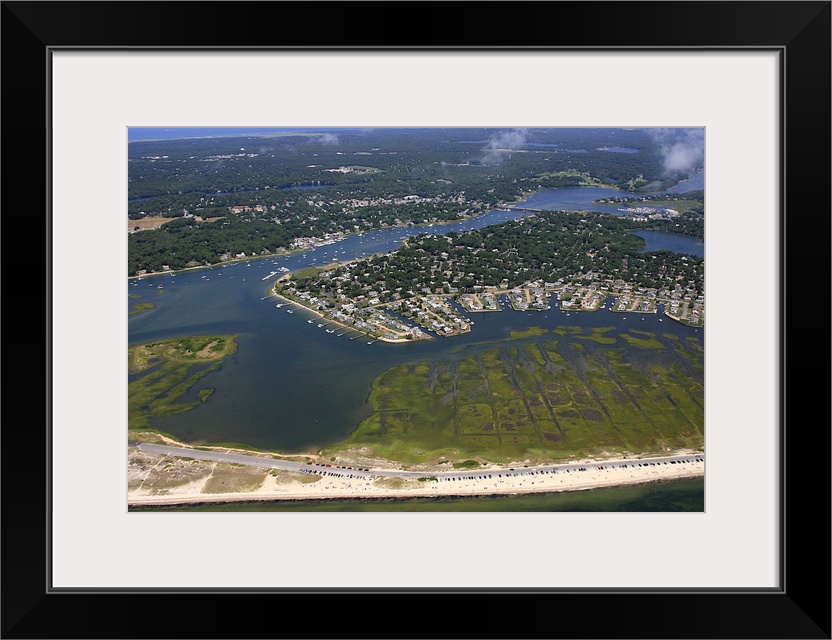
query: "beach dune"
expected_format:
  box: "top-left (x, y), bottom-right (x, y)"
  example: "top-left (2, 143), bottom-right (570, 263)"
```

top-left (127, 444), bottom-right (703, 507)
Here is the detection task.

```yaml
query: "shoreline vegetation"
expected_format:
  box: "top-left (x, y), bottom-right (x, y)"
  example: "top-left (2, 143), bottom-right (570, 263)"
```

top-left (128, 323), bottom-right (703, 508)
top-left (128, 171), bottom-right (567, 252)
top-left (128, 336), bottom-right (238, 430)
top-left (127, 179), bottom-right (697, 281)
top-left (127, 204), bottom-right (508, 280)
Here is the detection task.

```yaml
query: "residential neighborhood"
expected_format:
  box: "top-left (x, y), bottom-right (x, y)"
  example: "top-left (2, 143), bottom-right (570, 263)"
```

top-left (274, 211), bottom-right (705, 343)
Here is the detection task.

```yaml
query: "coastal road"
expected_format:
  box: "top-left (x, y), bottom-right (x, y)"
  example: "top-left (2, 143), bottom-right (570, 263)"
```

top-left (130, 442), bottom-right (378, 479)
top-left (129, 442), bottom-right (703, 481)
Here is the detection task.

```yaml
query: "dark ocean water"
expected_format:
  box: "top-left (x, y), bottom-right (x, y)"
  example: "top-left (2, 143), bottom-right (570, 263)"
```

top-left (128, 127), bottom-right (342, 142)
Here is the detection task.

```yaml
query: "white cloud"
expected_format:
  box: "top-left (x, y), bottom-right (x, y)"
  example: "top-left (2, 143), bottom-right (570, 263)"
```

top-left (650, 128), bottom-right (704, 176)
top-left (480, 128), bottom-right (528, 164)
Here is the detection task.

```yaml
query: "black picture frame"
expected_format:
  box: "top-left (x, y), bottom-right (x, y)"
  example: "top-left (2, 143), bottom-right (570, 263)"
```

top-left (4, 2), bottom-right (829, 638)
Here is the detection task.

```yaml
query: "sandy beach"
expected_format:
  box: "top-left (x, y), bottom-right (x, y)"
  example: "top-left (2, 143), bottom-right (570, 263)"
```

top-left (127, 444), bottom-right (703, 507)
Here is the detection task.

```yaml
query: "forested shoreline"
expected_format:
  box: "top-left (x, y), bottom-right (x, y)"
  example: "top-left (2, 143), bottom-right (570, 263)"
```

top-left (128, 128), bottom-right (701, 276)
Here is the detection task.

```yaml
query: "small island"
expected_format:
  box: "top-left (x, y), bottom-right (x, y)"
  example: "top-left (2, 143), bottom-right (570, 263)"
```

top-left (128, 335), bottom-right (237, 430)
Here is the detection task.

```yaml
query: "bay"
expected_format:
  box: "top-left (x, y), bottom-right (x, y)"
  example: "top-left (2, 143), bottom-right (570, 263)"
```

top-left (129, 185), bottom-right (704, 510)
top-left (129, 207), bottom-right (703, 452)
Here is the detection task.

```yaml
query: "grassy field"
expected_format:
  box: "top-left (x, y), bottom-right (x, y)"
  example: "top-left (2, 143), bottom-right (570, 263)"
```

top-left (536, 169), bottom-right (608, 187)
top-left (325, 327), bottom-right (703, 465)
top-left (619, 329), bottom-right (664, 349)
top-left (508, 327), bottom-right (550, 340)
top-left (128, 335), bottom-right (237, 431)
top-left (129, 302), bottom-right (156, 315)
top-left (129, 216), bottom-right (169, 232)
top-left (576, 327), bottom-right (618, 344)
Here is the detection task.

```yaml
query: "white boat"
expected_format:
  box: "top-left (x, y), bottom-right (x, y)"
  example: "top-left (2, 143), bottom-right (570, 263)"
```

top-left (287, 309), bottom-right (293, 313)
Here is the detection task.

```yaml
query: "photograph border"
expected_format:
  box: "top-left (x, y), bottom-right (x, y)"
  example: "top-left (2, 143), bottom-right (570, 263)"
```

top-left (4, 1), bottom-right (830, 638)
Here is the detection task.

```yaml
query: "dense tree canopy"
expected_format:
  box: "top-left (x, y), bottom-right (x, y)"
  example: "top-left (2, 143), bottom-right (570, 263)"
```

top-left (128, 128), bottom-right (704, 275)
top-left (287, 210), bottom-right (704, 305)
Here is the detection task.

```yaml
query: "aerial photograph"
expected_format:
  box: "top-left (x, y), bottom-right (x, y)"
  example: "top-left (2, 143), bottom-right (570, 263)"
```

top-left (127, 126), bottom-right (705, 512)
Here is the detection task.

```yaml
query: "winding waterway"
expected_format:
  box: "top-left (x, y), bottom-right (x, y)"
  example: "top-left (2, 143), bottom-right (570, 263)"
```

top-left (129, 184), bottom-right (704, 510)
